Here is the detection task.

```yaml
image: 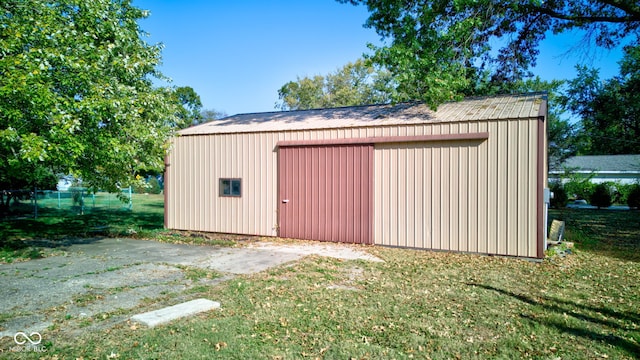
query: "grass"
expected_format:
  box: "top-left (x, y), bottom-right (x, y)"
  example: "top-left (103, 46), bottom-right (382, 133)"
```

top-left (22, 246), bottom-right (639, 359)
top-left (549, 208), bottom-right (640, 262)
top-left (0, 194), bottom-right (235, 263)
top-left (0, 194), bottom-right (165, 242)
top-left (1, 202), bottom-right (638, 358)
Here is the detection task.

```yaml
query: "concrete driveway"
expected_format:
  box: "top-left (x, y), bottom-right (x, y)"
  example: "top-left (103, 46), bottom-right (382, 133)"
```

top-left (0, 237), bottom-right (380, 339)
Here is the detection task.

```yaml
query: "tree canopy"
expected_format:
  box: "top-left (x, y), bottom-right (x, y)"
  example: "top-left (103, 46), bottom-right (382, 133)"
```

top-left (172, 86), bottom-right (203, 129)
top-left (0, 0), bottom-right (181, 193)
top-left (200, 109), bottom-right (228, 123)
top-left (276, 59), bottom-right (395, 110)
top-left (339, 0), bottom-right (640, 108)
top-left (563, 43), bottom-right (640, 154)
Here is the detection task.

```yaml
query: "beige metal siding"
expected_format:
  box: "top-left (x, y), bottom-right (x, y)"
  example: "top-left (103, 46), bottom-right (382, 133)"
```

top-left (166, 132), bottom-right (281, 235)
top-left (165, 99), bottom-right (544, 258)
top-left (166, 128), bottom-right (381, 236)
top-left (373, 118), bottom-right (540, 258)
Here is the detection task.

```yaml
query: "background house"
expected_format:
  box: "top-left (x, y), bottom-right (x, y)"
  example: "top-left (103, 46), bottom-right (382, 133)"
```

top-left (549, 155), bottom-right (640, 184)
top-left (165, 94), bottom-right (548, 259)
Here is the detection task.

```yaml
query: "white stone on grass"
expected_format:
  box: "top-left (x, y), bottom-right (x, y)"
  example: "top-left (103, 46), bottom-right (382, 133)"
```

top-left (130, 298), bottom-right (220, 328)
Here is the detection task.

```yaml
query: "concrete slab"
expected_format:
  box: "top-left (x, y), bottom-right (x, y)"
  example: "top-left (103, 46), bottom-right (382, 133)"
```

top-left (195, 248), bottom-right (303, 274)
top-left (130, 299), bottom-right (220, 328)
top-left (0, 237), bottom-right (381, 336)
top-left (249, 242), bottom-right (384, 262)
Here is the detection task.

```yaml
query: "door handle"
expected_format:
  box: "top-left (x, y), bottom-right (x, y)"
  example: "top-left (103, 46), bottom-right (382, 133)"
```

top-left (282, 199), bottom-right (289, 203)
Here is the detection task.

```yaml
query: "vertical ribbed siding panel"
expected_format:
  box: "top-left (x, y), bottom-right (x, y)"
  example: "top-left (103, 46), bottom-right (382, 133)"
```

top-left (211, 135), bottom-right (220, 232)
top-left (330, 147), bottom-right (339, 241)
top-left (477, 122), bottom-right (489, 254)
top-left (459, 141), bottom-right (469, 252)
top-left (529, 120), bottom-right (539, 257)
top-left (246, 134), bottom-right (256, 234)
top-left (191, 137), bottom-right (198, 229)
top-left (431, 143), bottom-right (442, 249)
top-left (468, 122), bottom-right (479, 253)
top-left (194, 136), bottom-right (204, 229)
top-left (374, 138), bottom-right (487, 252)
top-left (486, 121), bottom-right (499, 255)
top-left (518, 119), bottom-right (531, 256)
top-left (175, 139), bottom-right (184, 229)
top-left (214, 135), bottom-right (224, 232)
top-left (179, 138), bottom-right (189, 229)
top-left (412, 144), bottom-right (422, 249)
top-left (397, 145), bottom-right (407, 247)
top-left (423, 141), bottom-right (432, 249)
top-left (374, 147), bottom-right (384, 245)
top-left (507, 120), bottom-right (519, 255)
top-left (449, 144), bottom-right (459, 251)
top-left (496, 120), bottom-right (508, 255)
top-left (388, 146), bottom-right (398, 244)
top-left (202, 137), bottom-right (209, 230)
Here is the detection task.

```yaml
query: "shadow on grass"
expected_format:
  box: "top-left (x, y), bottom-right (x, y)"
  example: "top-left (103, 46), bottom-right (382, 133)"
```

top-left (549, 209), bottom-right (640, 262)
top-left (142, 202), bottom-right (165, 209)
top-left (469, 283), bottom-right (640, 357)
top-left (0, 205), bottom-right (164, 248)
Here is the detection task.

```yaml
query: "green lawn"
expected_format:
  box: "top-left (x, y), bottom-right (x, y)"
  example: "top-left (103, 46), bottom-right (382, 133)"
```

top-left (1, 194), bottom-right (164, 240)
top-left (1, 203), bottom-right (639, 359)
top-left (0, 194), bottom-right (165, 262)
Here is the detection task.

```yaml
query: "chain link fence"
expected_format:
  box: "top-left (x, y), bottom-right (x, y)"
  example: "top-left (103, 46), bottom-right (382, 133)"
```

top-left (1, 187), bottom-right (133, 219)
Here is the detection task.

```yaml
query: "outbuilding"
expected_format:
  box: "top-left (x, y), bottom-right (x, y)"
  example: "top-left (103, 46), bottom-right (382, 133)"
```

top-left (165, 93), bottom-right (548, 259)
top-left (549, 154), bottom-right (640, 185)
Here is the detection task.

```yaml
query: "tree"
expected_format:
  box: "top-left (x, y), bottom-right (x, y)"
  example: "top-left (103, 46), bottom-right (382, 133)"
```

top-left (0, 0), bottom-right (181, 194)
top-left (0, 165), bottom-right (57, 213)
top-left (200, 109), bottom-right (228, 123)
top-left (173, 86), bottom-right (203, 129)
top-left (505, 77), bottom-right (578, 169)
top-left (628, 184), bottom-right (640, 209)
top-left (338, 0), bottom-right (640, 108)
top-left (590, 183), bottom-right (613, 208)
top-left (563, 43), bottom-right (640, 154)
top-left (276, 59), bottom-right (395, 110)
top-left (471, 76), bottom-right (578, 169)
top-left (549, 181), bottom-right (569, 209)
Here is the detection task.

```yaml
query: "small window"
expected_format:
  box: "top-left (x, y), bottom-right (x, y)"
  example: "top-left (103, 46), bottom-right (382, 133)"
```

top-left (219, 178), bottom-right (241, 197)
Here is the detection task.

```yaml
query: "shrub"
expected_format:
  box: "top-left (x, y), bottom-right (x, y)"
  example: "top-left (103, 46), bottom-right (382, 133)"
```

top-left (147, 177), bottom-right (162, 195)
top-left (133, 176), bottom-right (162, 194)
top-left (549, 181), bottom-right (568, 209)
top-left (590, 183), bottom-right (612, 209)
top-left (563, 175), bottom-right (595, 200)
top-left (132, 182), bottom-right (148, 194)
top-left (628, 185), bottom-right (640, 209)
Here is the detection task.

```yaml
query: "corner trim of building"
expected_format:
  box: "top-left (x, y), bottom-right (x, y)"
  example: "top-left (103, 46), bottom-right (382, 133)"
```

top-left (163, 155), bottom-right (169, 230)
top-left (536, 115), bottom-right (547, 258)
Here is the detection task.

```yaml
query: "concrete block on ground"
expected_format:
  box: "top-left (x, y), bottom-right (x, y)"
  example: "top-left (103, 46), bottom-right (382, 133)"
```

top-left (131, 298), bottom-right (220, 328)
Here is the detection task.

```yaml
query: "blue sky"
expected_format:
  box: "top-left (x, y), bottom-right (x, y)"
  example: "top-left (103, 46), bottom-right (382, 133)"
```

top-left (134, 0), bottom-right (625, 116)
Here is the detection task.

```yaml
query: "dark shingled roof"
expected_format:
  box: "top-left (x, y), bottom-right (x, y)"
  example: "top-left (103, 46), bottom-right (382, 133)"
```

top-left (552, 155), bottom-right (640, 173)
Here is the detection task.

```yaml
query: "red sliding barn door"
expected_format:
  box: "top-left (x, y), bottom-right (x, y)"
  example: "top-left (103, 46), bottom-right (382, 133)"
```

top-left (278, 144), bottom-right (373, 244)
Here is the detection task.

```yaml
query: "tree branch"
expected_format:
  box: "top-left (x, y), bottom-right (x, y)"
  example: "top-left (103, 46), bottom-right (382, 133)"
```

top-left (597, 0), bottom-right (640, 19)
top-left (527, 4), bottom-right (640, 24)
